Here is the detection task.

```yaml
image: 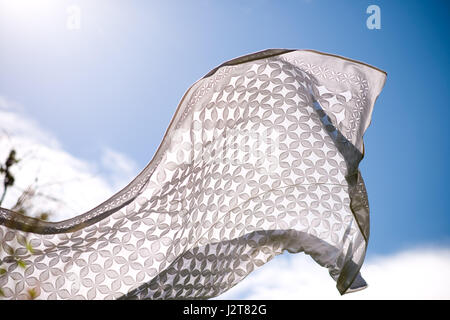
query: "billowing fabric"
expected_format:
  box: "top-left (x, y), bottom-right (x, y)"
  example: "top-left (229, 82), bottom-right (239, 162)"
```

top-left (0, 49), bottom-right (386, 299)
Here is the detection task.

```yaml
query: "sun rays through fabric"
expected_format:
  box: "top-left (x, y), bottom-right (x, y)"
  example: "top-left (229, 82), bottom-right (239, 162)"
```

top-left (0, 49), bottom-right (386, 299)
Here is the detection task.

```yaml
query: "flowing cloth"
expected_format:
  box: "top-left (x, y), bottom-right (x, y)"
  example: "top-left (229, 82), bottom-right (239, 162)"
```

top-left (0, 49), bottom-right (386, 299)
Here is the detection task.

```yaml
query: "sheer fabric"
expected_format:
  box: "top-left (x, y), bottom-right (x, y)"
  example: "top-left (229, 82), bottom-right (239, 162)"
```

top-left (0, 49), bottom-right (386, 299)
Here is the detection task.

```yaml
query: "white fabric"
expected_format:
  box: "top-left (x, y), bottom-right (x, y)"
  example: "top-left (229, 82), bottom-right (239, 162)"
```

top-left (0, 49), bottom-right (386, 299)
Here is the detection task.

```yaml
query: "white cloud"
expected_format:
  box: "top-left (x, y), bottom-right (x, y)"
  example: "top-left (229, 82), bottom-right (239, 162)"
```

top-left (217, 247), bottom-right (450, 300)
top-left (0, 102), bottom-right (59, 148)
top-left (0, 97), bottom-right (138, 222)
top-left (101, 147), bottom-right (139, 190)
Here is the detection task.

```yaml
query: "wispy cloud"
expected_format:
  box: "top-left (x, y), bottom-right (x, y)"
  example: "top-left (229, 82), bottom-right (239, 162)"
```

top-left (101, 147), bottom-right (139, 190)
top-left (0, 100), bottom-right (59, 148)
top-left (218, 247), bottom-right (450, 299)
top-left (0, 96), bottom-right (138, 221)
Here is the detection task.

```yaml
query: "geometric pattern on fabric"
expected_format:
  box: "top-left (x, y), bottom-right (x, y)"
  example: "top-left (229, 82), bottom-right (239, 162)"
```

top-left (0, 49), bottom-right (386, 299)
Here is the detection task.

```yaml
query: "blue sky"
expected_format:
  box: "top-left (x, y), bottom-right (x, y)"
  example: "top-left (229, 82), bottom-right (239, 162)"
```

top-left (0, 0), bottom-right (449, 298)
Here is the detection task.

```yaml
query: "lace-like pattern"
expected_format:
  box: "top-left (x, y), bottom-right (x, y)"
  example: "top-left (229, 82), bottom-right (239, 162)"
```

top-left (0, 49), bottom-right (386, 299)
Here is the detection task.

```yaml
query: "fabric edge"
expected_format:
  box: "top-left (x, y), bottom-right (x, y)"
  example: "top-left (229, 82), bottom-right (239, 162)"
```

top-left (336, 70), bottom-right (387, 295)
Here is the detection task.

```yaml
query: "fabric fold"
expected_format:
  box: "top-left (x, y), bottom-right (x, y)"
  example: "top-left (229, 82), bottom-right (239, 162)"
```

top-left (0, 49), bottom-right (386, 299)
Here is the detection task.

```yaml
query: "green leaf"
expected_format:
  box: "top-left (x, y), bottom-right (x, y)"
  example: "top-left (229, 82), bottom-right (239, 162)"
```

top-left (28, 288), bottom-right (37, 300)
top-left (17, 259), bottom-right (26, 269)
top-left (0, 268), bottom-right (6, 275)
top-left (39, 212), bottom-right (49, 221)
top-left (26, 241), bottom-right (34, 254)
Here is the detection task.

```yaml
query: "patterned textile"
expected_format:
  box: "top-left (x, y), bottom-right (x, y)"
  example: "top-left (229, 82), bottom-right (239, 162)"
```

top-left (0, 49), bottom-right (386, 299)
